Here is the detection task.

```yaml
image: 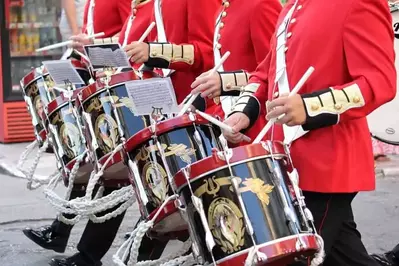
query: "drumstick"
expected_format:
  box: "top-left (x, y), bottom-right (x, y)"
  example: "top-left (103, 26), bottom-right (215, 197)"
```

top-left (178, 51), bottom-right (231, 116)
top-left (253, 66), bottom-right (315, 144)
top-left (195, 109), bottom-right (251, 143)
top-left (36, 32), bottom-right (105, 52)
top-left (116, 22), bottom-right (156, 74)
top-left (138, 22), bottom-right (155, 43)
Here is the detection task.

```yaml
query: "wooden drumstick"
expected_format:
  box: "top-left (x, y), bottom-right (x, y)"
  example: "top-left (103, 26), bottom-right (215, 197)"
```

top-left (178, 51), bottom-right (231, 116)
top-left (137, 22), bottom-right (156, 43)
top-left (253, 66), bottom-right (315, 144)
top-left (36, 32), bottom-right (105, 52)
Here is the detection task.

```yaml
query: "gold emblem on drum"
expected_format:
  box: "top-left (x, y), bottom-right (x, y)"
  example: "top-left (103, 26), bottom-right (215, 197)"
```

top-left (60, 122), bottom-right (84, 158)
top-left (99, 95), bottom-right (136, 115)
top-left (95, 114), bottom-right (120, 153)
top-left (208, 197), bottom-right (245, 254)
top-left (143, 162), bottom-right (169, 204)
top-left (86, 98), bottom-right (103, 113)
top-left (135, 143), bottom-right (196, 164)
top-left (240, 178), bottom-right (274, 207)
top-left (26, 82), bottom-right (39, 96)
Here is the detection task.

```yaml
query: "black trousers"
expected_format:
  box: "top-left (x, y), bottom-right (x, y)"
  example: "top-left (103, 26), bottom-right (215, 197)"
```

top-left (290, 192), bottom-right (378, 266)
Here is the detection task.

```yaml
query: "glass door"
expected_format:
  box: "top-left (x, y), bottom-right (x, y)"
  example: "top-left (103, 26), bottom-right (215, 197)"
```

top-left (7, 0), bottom-right (62, 100)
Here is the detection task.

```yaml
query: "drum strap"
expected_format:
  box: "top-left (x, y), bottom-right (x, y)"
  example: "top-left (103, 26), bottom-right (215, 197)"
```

top-left (86, 0), bottom-right (95, 36)
top-left (213, 5), bottom-right (238, 118)
top-left (154, 0), bottom-right (172, 77)
top-left (122, 14), bottom-right (135, 47)
top-left (275, 1), bottom-right (308, 144)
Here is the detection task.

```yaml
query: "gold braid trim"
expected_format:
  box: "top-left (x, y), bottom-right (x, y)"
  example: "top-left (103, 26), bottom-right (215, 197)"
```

top-left (149, 43), bottom-right (194, 65)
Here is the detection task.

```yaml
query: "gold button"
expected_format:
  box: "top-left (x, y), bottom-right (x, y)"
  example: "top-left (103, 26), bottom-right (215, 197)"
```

top-left (297, 5), bottom-right (302, 10)
top-left (224, 1), bottom-right (230, 7)
top-left (273, 91), bottom-right (279, 98)
top-left (353, 96), bottom-right (360, 103)
top-left (226, 83), bottom-right (232, 89)
top-left (284, 47), bottom-right (288, 52)
top-left (222, 11), bottom-right (227, 17)
top-left (291, 18), bottom-right (297, 24)
top-left (188, 59), bottom-right (193, 64)
top-left (287, 32), bottom-right (292, 38)
top-left (151, 52), bottom-right (157, 56)
top-left (311, 103), bottom-right (319, 111)
top-left (219, 22), bottom-right (224, 28)
top-left (217, 43), bottom-right (222, 49)
top-left (334, 103), bottom-right (343, 110)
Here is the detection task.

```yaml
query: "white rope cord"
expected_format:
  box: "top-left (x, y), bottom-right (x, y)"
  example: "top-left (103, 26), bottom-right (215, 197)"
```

top-left (17, 140), bottom-right (39, 171)
top-left (25, 140), bottom-right (49, 189)
top-left (112, 195), bottom-right (196, 266)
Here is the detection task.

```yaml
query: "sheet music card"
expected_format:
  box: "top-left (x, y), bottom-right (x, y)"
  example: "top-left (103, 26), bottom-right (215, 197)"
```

top-left (125, 77), bottom-right (179, 115)
top-left (42, 60), bottom-right (85, 85)
top-left (84, 43), bottom-right (130, 70)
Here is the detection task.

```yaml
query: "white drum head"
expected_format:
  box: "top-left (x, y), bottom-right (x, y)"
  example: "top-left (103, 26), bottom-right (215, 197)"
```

top-left (367, 5), bottom-right (399, 145)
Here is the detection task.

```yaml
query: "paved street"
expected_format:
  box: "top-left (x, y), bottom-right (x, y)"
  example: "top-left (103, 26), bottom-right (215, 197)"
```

top-left (0, 142), bottom-right (399, 266)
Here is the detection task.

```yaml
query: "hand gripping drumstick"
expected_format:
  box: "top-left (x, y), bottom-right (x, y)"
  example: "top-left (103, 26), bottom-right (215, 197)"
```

top-left (195, 109), bottom-right (251, 143)
top-left (116, 22), bottom-right (156, 74)
top-left (253, 66), bottom-right (315, 144)
top-left (36, 32), bottom-right (105, 52)
top-left (178, 51), bottom-right (231, 116)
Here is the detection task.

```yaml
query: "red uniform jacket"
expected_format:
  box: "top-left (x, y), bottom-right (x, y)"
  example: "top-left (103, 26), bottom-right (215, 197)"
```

top-left (213, 0), bottom-right (281, 143)
top-left (146, 0), bottom-right (220, 104)
top-left (118, 0), bottom-right (155, 69)
top-left (118, 0), bottom-right (154, 45)
top-left (233, 0), bottom-right (396, 192)
top-left (82, 0), bottom-right (131, 37)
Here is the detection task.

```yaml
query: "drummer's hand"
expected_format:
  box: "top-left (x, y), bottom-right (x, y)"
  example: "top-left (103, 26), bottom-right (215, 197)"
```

top-left (266, 93), bottom-right (306, 126)
top-left (190, 71), bottom-right (221, 99)
top-left (69, 34), bottom-right (93, 51)
top-left (223, 113), bottom-right (250, 143)
top-left (124, 42), bottom-right (149, 64)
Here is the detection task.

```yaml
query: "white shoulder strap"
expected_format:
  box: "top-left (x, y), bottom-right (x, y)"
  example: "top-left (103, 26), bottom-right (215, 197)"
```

top-left (275, 1), bottom-right (308, 144)
top-left (86, 0), bottom-right (95, 35)
top-left (154, 0), bottom-right (171, 77)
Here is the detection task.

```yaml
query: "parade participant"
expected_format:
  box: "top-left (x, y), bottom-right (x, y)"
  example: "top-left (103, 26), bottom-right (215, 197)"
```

top-left (222, 0), bottom-right (396, 265)
top-left (59, 0), bottom-right (86, 41)
top-left (125, 0), bottom-right (220, 111)
top-left (22, 1), bottom-right (131, 266)
top-left (190, 0), bottom-right (282, 143)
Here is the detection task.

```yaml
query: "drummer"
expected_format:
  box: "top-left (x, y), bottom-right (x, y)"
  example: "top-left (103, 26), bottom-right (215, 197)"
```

top-left (125, 0), bottom-right (220, 111)
top-left (190, 0), bottom-right (282, 144)
top-left (22, 1), bottom-right (133, 266)
top-left (222, 0), bottom-right (396, 265)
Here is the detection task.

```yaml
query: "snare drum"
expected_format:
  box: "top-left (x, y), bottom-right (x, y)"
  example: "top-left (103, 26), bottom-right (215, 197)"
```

top-left (46, 90), bottom-right (92, 185)
top-left (21, 60), bottom-right (91, 143)
top-left (77, 70), bottom-right (155, 179)
top-left (173, 142), bottom-right (319, 266)
top-left (124, 113), bottom-right (222, 236)
top-left (367, 4), bottom-right (399, 145)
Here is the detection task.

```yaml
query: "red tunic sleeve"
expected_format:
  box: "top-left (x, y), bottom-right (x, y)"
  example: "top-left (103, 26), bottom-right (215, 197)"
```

top-left (250, 0), bottom-right (281, 66)
top-left (146, 0), bottom-right (219, 72)
top-left (229, 52), bottom-right (271, 126)
top-left (301, 0), bottom-right (396, 130)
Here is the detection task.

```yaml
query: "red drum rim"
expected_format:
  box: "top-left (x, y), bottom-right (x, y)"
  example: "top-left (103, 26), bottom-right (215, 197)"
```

top-left (46, 89), bottom-right (83, 116)
top-left (21, 59), bottom-right (87, 88)
top-left (98, 148), bottom-right (124, 172)
top-left (173, 142), bottom-right (287, 191)
top-left (79, 71), bottom-right (141, 104)
top-left (147, 200), bottom-right (177, 224)
top-left (124, 114), bottom-right (211, 153)
top-left (216, 234), bottom-right (318, 266)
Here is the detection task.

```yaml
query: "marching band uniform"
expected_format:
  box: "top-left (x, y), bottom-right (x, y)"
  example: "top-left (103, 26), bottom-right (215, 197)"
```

top-left (137, 0), bottom-right (220, 107)
top-left (191, 0), bottom-right (282, 143)
top-left (225, 0), bottom-right (396, 265)
top-left (22, 1), bottom-right (132, 266)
